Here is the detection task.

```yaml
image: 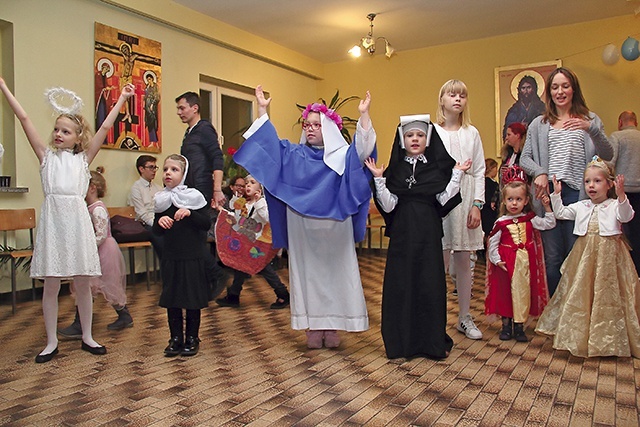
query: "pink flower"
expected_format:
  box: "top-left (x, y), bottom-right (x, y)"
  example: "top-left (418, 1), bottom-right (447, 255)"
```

top-left (227, 147), bottom-right (237, 156)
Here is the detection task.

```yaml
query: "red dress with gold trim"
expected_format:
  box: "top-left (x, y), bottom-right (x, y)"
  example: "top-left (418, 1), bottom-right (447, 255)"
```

top-left (485, 211), bottom-right (549, 320)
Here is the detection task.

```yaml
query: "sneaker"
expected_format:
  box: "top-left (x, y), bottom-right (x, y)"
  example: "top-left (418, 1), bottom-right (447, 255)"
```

top-left (457, 314), bottom-right (483, 340)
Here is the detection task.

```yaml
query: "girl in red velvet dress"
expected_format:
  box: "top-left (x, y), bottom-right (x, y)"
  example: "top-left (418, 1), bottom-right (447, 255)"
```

top-left (485, 166), bottom-right (555, 342)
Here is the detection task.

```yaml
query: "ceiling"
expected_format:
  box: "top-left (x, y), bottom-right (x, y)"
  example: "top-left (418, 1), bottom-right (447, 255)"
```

top-left (173, 0), bottom-right (639, 63)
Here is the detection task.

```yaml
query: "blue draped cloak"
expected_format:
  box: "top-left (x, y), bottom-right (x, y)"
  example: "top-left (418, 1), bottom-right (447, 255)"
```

top-left (234, 120), bottom-right (373, 249)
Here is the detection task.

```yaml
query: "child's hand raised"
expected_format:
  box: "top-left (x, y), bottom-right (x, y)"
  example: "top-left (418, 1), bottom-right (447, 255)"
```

top-left (158, 215), bottom-right (174, 229)
top-left (358, 91), bottom-right (371, 115)
top-left (174, 208), bottom-right (191, 221)
top-left (121, 83), bottom-right (135, 98)
top-left (552, 175), bottom-right (562, 195)
top-left (255, 85), bottom-right (271, 116)
top-left (364, 157), bottom-right (384, 177)
top-left (455, 159), bottom-right (472, 172)
top-left (615, 174), bottom-right (627, 200)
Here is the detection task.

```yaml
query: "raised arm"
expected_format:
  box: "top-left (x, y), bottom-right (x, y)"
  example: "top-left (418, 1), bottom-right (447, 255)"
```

top-left (86, 83), bottom-right (135, 163)
top-left (355, 91), bottom-right (376, 161)
top-left (0, 77), bottom-right (47, 163)
top-left (358, 91), bottom-right (371, 131)
top-left (255, 85), bottom-right (271, 118)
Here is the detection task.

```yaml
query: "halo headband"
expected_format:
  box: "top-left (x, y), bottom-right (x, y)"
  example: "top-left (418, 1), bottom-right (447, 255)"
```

top-left (45, 87), bottom-right (84, 116)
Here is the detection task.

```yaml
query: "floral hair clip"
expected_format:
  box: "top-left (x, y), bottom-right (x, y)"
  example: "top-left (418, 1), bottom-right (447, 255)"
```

top-left (502, 165), bottom-right (528, 185)
top-left (302, 103), bottom-right (343, 130)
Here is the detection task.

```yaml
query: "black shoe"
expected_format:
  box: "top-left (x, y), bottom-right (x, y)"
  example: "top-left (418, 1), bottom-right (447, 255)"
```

top-left (164, 336), bottom-right (183, 357)
top-left (215, 294), bottom-right (240, 308)
top-left (513, 323), bottom-right (528, 342)
top-left (58, 321), bottom-right (83, 339)
top-left (107, 306), bottom-right (134, 331)
top-left (35, 347), bottom-right (58, 363)
top-left (81, 341), bottom-right (107, 355)
top-left (270, 296), bottom-right (290, 309)
top-left (59, 307), bottom-right (82, 339)
top-left (181, 336), bottom-right (200, 356)
top-left (499, 318), bottom-right (513, 341)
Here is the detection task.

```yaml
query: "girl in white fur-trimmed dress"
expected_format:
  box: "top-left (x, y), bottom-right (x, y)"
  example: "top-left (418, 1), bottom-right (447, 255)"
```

top-left (536, 157), bottom-right (640, 358)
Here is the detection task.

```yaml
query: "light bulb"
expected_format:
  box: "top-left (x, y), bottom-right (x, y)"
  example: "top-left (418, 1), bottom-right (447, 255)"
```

top-left (348, 45), bottom-right (362, 58)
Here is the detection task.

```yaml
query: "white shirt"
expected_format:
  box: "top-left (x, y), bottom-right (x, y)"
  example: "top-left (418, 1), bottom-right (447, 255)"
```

top-left (373, 169), bottom-right (464, 213)
top-left (128, 177), bottom-right (162, 226)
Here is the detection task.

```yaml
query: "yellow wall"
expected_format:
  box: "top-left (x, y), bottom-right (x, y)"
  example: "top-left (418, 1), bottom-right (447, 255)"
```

top-left (0, 0), bottom-right (321, 291)
top-left (1, 0), bottom-right (639, 292)
top-left (321, 15), bottom-right (640, 165)
top-left (0, 0), bottom-right (321, 212)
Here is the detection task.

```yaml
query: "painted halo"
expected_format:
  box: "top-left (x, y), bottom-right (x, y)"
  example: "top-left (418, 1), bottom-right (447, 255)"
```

top-left (509, 70), bottom-right (545, 101)
top-left (96, 57), bottom-right (114, 78)
top-left (143, 70), bottom-right (157, 82)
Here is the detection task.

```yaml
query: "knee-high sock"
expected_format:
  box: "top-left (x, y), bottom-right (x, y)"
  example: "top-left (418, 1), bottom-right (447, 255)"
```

top-left (40, 278), bottom-right (61, 355)
top-left (185, 309), bottom-right (201, 338)
top-left (454, 251), bottom-right (473, 317)
top-left (75, 277), bottom-right (100, 348)
top-left (167, 308), bottom-right (184, 341)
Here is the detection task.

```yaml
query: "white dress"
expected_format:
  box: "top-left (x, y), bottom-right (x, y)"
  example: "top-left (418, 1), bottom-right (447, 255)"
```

top-left (30, 149), bottom-right (101, 278)
top-left (436, 125), bottom-right (485, 251)
top-left (287, 208), bottom-right (369, 331)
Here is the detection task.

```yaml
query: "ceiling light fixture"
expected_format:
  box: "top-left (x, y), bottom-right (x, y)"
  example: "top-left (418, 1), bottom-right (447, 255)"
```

top-left (348, 13), bottom-right (395, 59)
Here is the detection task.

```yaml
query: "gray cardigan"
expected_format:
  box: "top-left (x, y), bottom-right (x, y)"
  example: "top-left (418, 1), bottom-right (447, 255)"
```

top-left (610, 127), bottom-right (640, 193)
top-left (520, 112), bottom-right (613, 213)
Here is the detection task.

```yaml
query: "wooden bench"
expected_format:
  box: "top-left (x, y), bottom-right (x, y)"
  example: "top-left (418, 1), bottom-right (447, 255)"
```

top-left (0, 208), bottom-right (37, 314)
top-left (107, 206), bottom-right (156, 290)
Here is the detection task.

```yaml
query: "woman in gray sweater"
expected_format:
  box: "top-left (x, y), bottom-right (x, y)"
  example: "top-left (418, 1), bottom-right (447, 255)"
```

top-left (520, 67), bottom-right (613, 296)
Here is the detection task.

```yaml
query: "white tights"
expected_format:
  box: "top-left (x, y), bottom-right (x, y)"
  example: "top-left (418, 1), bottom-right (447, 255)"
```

top-left (40, 276), bottom-right (101, 356)
top-left (443, 250), bottom-right (473, 318)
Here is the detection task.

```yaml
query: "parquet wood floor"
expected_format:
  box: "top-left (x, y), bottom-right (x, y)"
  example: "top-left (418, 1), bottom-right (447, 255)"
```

top-left (0, 254), bottom-right (638, 426)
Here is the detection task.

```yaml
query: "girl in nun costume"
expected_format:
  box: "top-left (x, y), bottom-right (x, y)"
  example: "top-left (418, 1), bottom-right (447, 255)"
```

top-left (234, 86), bottom-right (376, 349)
top-left (365, 115), bottom-right (469, 359)
top-left (153, 154), bottom-right (211, 357)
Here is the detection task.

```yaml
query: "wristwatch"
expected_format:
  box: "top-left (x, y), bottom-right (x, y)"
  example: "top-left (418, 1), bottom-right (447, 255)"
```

top-left (472, 201), bottom-right (484, 209)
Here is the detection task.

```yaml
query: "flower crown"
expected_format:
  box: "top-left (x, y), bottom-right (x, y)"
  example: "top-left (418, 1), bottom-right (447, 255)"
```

top-left (502, 165), bottom-right (528, 185)
top-left (302, 103), bottom-right (343, 130)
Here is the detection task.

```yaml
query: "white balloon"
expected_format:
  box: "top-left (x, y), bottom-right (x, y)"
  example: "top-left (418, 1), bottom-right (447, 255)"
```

top-left (602, 43), bottom-right (620, 65)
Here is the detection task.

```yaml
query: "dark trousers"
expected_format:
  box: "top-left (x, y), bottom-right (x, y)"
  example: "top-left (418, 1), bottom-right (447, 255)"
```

top-left (227, 264), bottom-right (288, 299)
top-left (540, 183), bottom-right (579, 296)
top-left (623, 192), bottom-right (640, 275)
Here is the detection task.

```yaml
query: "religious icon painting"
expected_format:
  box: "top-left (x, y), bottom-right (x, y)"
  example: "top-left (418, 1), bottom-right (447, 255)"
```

top-left (494, 60), bottom-right (561, 154)
top-left (94, 22), bottom-right (162, 152)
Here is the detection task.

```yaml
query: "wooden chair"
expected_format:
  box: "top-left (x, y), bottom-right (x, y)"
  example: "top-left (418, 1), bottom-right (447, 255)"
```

top-left (0, 208), bottom-right (37, 314)
top-left (107, 206), bottom-right (156, 290)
